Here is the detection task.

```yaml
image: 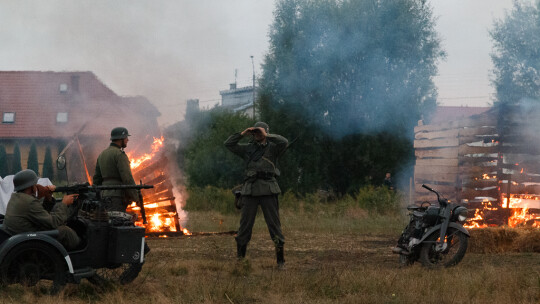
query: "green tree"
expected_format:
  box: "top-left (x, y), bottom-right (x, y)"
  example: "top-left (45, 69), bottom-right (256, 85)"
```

top-left (170, 107), bottom-right (254, 189)
top-left (491, 1), bottom-right (540, 105)
top-left (42, 146), bottom-right (54, 180)
top-left (11, 143), bottom-right (22, 174)
top-left (0, 145), bottom-right (8, 177)
top-left (27, 141), bottom-right (39, 176)
top-left (258, 0), bottom-right (443, 193)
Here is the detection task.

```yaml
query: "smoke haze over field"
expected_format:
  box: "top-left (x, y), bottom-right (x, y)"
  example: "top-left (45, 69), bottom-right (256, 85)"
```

top-left (0, 0), bottom-right (519, 127)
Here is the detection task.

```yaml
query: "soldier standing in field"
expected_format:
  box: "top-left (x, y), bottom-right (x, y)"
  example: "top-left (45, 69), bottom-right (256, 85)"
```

top-left (93, 127), bottom-right (139, 212)
top-left (224, 122), bottom-right (288, 268)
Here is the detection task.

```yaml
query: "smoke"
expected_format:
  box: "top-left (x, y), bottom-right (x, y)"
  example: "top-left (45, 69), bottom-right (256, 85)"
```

top-left (263, 0), bottom-right (443, 139)
top-left (0, 0), bottom-right (275, 126)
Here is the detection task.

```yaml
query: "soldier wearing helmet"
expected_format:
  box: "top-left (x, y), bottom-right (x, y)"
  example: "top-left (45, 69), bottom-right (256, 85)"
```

top-left (3, 169), bottom-right (80, 250)
top-left (224, 121), bottom-right (288, 268)
top-left (93, 127), bottom-right (138, 211)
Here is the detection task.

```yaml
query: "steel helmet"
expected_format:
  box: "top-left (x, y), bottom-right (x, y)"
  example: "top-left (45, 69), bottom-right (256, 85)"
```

top-left (253, 122), bottom-right (269, 133)
top-left (110, 127), bottom-right (131, 140)
top-left (13, 169), bottom-right (39, 192)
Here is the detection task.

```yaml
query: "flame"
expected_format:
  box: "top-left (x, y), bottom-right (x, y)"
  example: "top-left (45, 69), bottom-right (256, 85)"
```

top-left (124, 136), bottom-right (190, 235)
top-left (129, 136), bottom-right (165, 169)
top-left (182, 228), bottom-right (192, 235)
top-left (465, 196), bottom-right (540, 228)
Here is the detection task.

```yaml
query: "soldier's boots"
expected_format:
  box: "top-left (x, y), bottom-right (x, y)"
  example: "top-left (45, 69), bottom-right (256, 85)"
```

top-left (237, 243), bottom-right (247, 260)
top-left (276, 246), bottom-right (285, 269)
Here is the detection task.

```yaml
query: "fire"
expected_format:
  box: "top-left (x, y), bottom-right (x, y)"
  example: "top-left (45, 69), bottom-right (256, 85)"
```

top-left (129, 136), bottom-right (165, 169)
top-left (465, 196), bottom-right (540, 228)
top-left (124, 135), bottom-right (190, 235)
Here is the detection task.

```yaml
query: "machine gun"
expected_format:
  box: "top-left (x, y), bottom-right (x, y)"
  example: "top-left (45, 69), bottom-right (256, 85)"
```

top-left (54, 182), bottom-right (153, 223)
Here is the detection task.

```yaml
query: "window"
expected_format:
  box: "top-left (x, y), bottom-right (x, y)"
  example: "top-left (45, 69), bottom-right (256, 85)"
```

top-left (59, 83), bottom-right (68, 93)
top-left (2, 112), bottom-right (15, 123)
top-left (56, 112), bottom-right (68, 123)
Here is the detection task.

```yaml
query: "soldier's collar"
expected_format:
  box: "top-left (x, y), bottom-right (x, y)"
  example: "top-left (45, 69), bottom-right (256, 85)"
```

top-left (110, 143), bottom-right (121, 148)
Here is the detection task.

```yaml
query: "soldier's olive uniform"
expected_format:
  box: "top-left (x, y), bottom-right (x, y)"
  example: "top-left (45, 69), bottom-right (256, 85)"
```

top-left (93, 143), bottom-right (138, 211)
top-left (224, 131), bottom-right (288, 257)
top-left (3, 192), bottom-right (80, 250)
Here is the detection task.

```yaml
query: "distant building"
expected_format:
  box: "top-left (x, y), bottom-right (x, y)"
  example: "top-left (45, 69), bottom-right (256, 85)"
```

top-left (219, 83), bottom-right (255, 117)
top-left (0, 71), bottom-right (160, 180)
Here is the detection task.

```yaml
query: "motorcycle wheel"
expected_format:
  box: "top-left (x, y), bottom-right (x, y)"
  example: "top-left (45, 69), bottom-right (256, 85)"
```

top-left (399, 254), bottom-right (415, 267)
top-left (93, 263), bottom-right (142, 285)
top-left (0, 242), bottom-right (67, 294)
top-left (419, 228), bottom-right (468, 268)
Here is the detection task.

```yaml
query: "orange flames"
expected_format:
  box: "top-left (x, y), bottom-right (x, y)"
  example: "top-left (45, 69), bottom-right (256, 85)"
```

top-left (129, 136), bottom-right (165, 169)
top-left (465, 197), bottom-right (540, 228)
top-left (125, 135), bottom-right (191, 235)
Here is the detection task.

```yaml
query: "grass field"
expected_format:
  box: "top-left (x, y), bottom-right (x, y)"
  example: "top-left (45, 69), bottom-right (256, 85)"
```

top-left (0, 208), bottom-right (539, 304)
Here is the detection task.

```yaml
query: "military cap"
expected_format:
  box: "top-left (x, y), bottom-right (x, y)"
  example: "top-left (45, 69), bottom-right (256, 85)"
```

top-left (110, 127), bottom-right (131, 140)
top-left (13, 169), bottom-right (39, 192)
top-left (253, 122), bottom-right (269, 133)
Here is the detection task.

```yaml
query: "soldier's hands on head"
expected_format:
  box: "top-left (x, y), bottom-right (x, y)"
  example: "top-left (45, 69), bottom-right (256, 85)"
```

top-left (62, 194), bottom-right (78, 206)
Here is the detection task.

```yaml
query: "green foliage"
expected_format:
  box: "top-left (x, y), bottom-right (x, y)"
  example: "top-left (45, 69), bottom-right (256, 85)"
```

top-left (257, 0), bottom-right (443, 194)
top-left (186, 185), bottom-right (401, 216)
top-left (491, 1), bottom-right (540, 105)
top-left (184, 186), bottom-right (238, 214)
top-left (42, 146), bottom-right (54, 179)
top-left (0, 145), bottom-right (8, 177)
top-left (27, 141), bottom-right (39, 176)
top-left (11, 143), bottom-right (22, 175)
top-left (174, 107), bottom-right (253, 189)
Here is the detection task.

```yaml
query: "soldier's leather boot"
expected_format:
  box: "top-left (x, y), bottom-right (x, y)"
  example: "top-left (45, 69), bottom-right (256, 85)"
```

top-left (276, 246), bottom-right (285, 269)
top-left (237, 243), bottom-right (247, 260)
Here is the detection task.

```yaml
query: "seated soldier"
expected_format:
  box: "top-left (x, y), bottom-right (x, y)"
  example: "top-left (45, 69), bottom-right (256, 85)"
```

top-left (3, 169), bottom-right (80, 250)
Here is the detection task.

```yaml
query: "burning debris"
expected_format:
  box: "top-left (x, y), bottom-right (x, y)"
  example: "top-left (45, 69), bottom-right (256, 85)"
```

top-left (414, 105), bottom-right (540, 229)
top-left (125, 136), bottom-right (190, 236)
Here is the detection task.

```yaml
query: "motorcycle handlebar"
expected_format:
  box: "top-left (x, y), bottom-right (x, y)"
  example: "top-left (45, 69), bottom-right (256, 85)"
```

top-left (422, 184), bottom-right (434, 192)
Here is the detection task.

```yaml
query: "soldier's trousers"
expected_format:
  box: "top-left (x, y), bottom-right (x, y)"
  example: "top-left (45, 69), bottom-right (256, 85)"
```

top-left (57, 225), bottom-right (81, 250)
top-left (235, 195), bottom-right (284, 247)
top-left (106, 197), bottom-right (128, 212)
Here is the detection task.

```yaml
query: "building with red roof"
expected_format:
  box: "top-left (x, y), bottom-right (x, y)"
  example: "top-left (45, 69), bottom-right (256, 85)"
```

top-left (0, 71), bottom-right (160, 180)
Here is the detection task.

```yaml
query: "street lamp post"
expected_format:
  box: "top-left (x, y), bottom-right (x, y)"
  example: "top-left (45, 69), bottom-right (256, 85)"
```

top-left (251, 55), bottom-right (255, 118)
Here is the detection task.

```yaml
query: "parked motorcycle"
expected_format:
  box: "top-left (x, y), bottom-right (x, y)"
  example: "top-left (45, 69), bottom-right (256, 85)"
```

top-left (392, 184), bottom-right (470, 268)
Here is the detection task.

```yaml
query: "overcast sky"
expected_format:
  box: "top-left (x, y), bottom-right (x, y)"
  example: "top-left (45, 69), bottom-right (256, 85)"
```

top-left (0, 0), bottom-right (519, 127)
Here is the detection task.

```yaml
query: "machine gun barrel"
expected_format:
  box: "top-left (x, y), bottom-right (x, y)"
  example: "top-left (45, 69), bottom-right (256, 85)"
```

top-left (54, 183), bottom-right (154, 193)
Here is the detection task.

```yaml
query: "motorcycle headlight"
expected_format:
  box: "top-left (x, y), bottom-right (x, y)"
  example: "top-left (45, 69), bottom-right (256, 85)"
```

top-left (452, 206), bottom-right (468, 222)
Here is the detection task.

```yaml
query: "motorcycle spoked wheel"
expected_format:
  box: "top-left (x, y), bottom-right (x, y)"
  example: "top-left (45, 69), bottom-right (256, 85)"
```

top-left (398, 252), bottom-right (417, 267)
top-left (0, 242), bottom-right (67, 294)
top-left (92, 263), bottom-right (142, 285)
top-left (419, 228), bottom-right (468, 268)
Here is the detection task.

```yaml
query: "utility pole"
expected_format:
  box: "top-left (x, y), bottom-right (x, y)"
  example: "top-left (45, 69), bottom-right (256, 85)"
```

top-left (251, 55), bottom-right (255, 118)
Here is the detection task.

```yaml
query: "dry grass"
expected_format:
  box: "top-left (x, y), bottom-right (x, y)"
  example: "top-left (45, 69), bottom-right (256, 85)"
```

top-left (0, 211), bottom-right (538, 304)
top-left (469, 227), bottom-right (540, 253)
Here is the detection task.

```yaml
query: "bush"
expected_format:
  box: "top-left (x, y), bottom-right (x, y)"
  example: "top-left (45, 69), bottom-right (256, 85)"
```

top-left (11, 143), bottom-right (22, 174)
top-left (42, 146), bottom-right (54, 179)
top-left (185, 186), bottom-right (237, 214)
top-left (0, 145), bottom-right (8, 177)
top-left (27, 141), bottom-right (39, 175)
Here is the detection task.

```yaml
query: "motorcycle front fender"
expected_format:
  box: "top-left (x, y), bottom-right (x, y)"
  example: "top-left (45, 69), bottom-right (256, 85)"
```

top-left (419, 222), bottom-right (470, 244)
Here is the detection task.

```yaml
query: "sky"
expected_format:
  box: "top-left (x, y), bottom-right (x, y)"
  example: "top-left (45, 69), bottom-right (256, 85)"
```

top-left (0, 0), bottom-right (520, 127)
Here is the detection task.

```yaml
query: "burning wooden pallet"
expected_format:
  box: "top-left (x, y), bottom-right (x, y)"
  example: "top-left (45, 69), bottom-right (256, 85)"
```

top-left (414, 106), bottom-right (540, 228)
top-left (125, 137), bottom-right (186, 235)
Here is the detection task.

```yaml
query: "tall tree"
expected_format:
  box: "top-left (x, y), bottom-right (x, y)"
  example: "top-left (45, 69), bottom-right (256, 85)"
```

top-left (42, 146), bottom-right (54, 180)
top-left (11, 143), bottom-right (22, 175)
top-left (258, 0), bottom-right (443, 193)
top-left (27, 141), bottom-right (39, 175)
top-left (0, 145), bottom-right (8, 177)
top-left (491, 1), bottom-right (540, 105)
